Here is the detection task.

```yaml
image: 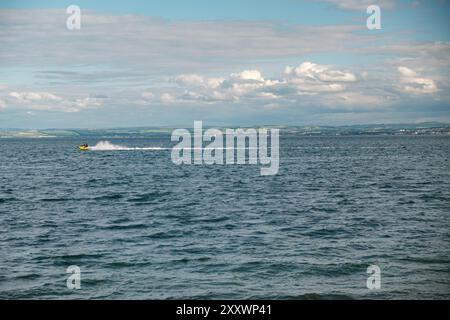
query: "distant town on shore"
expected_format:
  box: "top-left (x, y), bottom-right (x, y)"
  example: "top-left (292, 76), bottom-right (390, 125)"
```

top-left (1, 122), bottom-right (449, 138)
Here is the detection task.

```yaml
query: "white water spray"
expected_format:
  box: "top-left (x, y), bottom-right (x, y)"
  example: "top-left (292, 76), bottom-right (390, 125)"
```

top-left (89, 141), bottom-right (167, 151)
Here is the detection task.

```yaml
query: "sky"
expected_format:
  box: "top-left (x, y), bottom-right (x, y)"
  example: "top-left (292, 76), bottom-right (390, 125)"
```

top-left (0, 0), bottom-right (449, 128)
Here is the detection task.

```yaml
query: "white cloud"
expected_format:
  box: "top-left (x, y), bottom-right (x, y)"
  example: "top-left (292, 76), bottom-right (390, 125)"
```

top-left (397, 66), bottom-right (437, 94)
top-left (9, 91), bottom-right (62, 102)
top-left (205, 77), bottom-right (225, 89)
top-left (314, 0), bottom-right (395, 10)
top-left (6, 91), bottom-right (104, 112)
top-left (74, 97), bottom-right (103, 108)
top-left (149, 60), bottom-right (443, 112)
top-left (173, 74), bottom-right (225, 90)
top-left (284, 62), bottom-right (357, 82)
top-left (398, 66), bottom-right (417, 78)
top-left (160, 93), bottom-right (177, 104)
top-left (152, 62), bottom-right (362, 106)
top-left (231, 70), bottom-right (265, 82)
top-left (283, 62), bottom-right (356, 95)
top-left (174, 74), bottom-right (205, 87)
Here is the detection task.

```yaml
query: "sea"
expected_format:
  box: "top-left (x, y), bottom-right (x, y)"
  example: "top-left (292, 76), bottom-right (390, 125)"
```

top-left (0, 134), bottom-right (449, 299)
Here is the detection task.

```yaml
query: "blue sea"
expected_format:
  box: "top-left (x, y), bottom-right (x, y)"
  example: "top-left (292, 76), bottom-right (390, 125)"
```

top-left (0, 134), bottom-right (449, 299)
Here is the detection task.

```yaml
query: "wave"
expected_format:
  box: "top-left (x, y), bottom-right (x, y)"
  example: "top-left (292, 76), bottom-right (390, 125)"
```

top-left (89, 140), bottom-right (168, 151)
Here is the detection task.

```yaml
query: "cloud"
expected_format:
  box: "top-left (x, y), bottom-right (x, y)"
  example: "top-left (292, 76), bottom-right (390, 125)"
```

top-left (174, 74), bottom-right (205, 87)
top-left (73, 97), bottom-right (103, 108)
top-left (145, 62), bottom-right (372, 109)
top-left (171, 69), bottom-right (279, 102)
top-left (160, 93), bottom-right (177, 104)
top-left (397, 66), bottom-right (438, 94)
top-left (314, 0), bottom-right (395, 10)
top-left (5, 91), bottom-right (105, 112)
top-left (232, 70), bottom-right (265, 82)
top-left (136, 60), bottom-right (446, 113)
top-left (284, 62), bottom-right (356, 82)
top-left (173, 74), bottom-right (226, 90)
top-left (170, 62), bottom-right (358, 105)
top-left (283, 62), bottom-right (356, 94)
top-left (9, 91), bottom-right (62, 102)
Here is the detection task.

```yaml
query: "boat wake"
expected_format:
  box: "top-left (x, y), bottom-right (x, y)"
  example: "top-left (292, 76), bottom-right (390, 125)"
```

top-left (89, 141), bottom-right (168, 151)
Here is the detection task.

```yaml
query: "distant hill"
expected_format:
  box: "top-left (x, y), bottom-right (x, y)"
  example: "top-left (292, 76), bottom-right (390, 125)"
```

top-left (1, 123), bottom-right (449, 138)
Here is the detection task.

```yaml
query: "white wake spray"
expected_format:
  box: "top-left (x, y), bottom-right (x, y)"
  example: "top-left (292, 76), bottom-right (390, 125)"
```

top-left (89, 140), bottom-right (167, 151)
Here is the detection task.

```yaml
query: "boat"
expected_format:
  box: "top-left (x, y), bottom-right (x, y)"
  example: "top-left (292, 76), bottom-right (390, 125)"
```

top-left (78, 145), bottom-right (89, 151)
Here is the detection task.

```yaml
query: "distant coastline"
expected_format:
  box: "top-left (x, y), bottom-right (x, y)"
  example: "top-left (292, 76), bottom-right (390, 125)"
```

top-left (1, 123), bottom-right (449, 138)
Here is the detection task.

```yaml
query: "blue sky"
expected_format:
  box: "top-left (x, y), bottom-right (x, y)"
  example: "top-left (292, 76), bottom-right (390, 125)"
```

top-left (0, 0), bottom-right (449, 128)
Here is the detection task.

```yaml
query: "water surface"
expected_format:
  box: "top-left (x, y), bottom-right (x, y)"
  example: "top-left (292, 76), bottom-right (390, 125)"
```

top-left (0, 135), bottom-right (449, 299)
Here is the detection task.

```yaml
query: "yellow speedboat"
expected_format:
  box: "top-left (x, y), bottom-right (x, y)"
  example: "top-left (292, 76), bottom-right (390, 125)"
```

top-left (78, 145), bottom-right (89, 151)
